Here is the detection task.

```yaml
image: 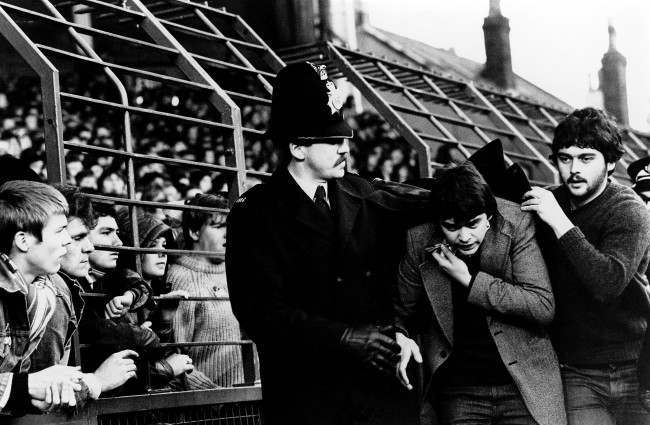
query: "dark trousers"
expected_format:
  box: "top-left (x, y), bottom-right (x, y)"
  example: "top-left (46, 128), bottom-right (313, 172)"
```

top-left (435, 383), bottom-right (535, 425)
top-left (561, 361), bottom-right (650, 425)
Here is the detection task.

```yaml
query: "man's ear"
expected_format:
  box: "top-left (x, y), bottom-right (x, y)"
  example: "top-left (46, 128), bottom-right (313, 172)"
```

top-left (13, 231), bottom-right (33, 253)
top-left (288, 143), bottom-right (306, 161)
top-left (189, 229), bottom-right (200, 243)
top-left (606, 162), bottom-right (616, 174)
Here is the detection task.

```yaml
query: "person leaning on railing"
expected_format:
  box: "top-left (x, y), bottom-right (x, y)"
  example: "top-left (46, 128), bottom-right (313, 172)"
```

top-left (115, 207), bottom-right (220, 392)
top-left (169, 193), bottom-right (246, 389)
top-left (30, 184), bottom-right (139, 405)
top-left (75, 204), bottom-right (193, 395)
top-left (0, 180), bottom-right (84, 416)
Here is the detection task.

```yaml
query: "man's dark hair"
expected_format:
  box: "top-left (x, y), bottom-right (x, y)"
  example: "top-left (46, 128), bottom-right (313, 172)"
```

top-left (182, 193), bottom-right (228, 250)
top-left (552, 107), bottom-right (625, 164)
top-left (90, 199), bottom-right (118, 224)
top-left (54, 184), bottom-right (97, 230)
top-left (429, 162), bottom-right (497, 224)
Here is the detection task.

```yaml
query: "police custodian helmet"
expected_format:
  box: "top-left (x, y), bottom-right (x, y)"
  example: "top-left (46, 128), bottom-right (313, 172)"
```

top-left (268, 61), bottom-right (353, 145)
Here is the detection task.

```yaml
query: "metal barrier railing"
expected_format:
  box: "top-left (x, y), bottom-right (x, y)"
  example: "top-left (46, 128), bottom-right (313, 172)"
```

top-left (324, 42), bottom-right (559, 184)
top-left (280, 41), bottom-right (650, 185)
top-left (0, 0), bottom-right (282, 422)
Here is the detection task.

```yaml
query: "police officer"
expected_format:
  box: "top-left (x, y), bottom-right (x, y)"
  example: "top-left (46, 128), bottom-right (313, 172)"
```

top-left (226, 62), bottom-right (416, 425)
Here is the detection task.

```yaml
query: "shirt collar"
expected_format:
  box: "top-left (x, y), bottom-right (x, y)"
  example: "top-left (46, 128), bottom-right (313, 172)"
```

top-left (288, 169), bottom-right (330, 204)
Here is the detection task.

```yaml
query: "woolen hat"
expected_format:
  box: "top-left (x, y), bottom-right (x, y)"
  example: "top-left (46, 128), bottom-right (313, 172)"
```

top-left (268, 62), bottom-right (353, 144)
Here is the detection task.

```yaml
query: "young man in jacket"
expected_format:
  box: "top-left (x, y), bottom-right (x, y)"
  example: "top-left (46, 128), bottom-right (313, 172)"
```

top-left (29, 184), bottom-right (139, 402)
top-left (0, 180), bottom-right (83, 415)
top-left (522, 107), bottom-right (650, 424)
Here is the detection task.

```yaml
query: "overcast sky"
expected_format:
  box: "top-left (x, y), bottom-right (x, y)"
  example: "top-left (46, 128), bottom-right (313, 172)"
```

top-left (365, 0), bottom-right (650, 131)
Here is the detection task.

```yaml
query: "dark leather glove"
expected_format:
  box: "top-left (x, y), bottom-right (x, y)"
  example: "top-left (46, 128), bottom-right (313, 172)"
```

top-left (340, 325), bottom-right (400, 375)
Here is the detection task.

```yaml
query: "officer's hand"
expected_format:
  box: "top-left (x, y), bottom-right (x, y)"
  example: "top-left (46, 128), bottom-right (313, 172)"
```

top-left (395, 332), bottom-right (422, 390)
top-left (340, 325), bottom-right (400, 375)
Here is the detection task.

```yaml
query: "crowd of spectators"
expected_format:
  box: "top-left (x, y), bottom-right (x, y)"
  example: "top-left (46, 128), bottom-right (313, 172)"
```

top-left (0, 73), bottom-right (420, 415)
top-left (0, 75), bottom-right (420, 201)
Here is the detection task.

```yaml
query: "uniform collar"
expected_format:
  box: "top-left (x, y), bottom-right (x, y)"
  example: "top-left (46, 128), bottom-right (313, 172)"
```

top-left (288, 168), bottom-right (330, 205)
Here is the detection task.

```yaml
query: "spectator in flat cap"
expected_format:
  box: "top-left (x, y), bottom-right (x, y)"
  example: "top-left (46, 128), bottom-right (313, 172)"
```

top-left (227, 62), bottom-right (418, 425)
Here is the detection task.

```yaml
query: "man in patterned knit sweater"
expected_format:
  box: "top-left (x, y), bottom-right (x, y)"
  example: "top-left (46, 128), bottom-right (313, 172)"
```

top-left (170, 193), bottom-right (244, 387)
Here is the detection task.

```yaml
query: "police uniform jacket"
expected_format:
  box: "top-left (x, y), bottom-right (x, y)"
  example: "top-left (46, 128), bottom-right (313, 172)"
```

top-left (226, 168), bottom-right (417, 425)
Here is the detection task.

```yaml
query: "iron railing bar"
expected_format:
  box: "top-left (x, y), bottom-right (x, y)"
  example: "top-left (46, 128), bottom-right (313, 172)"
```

top-left (82, 192), bottom-right (231, 213)
top-left (80, 341), bottom-right (254, 349)
top-left (159, 341), bottom-right (254, 348)
top-left (158, 17), bottom-right (265, 50)
top-left (192, 7), bottom-right (274, 93)
top-left (363, 73), bottom-right (492, 113)
top-left (0, 5), bottom-right (67, 182)
top-left (373, 60), bottom-right (470, 160)
top-left (244, 169), bottom-right (272, 178)
top-left (336, 44), bottom-right (467, 87)
top-left (57, 0), bottom-right (145, 18)
top-left (93, 244), bottom-right (226, 257)
top-left (240, 126), bottom-right (266, 135)
top-left (412, 129), bottom-right (539, 163)
top-left (190, 51), bottom-right (275, 78)
top-left (64, 142), bottom-right (240, 173)
top-left (390, 101), bottom-right (513, 136)
top-left (0, 2), bottom-right (180, 55)
top-left (467, 82), bottom-right (558, 183)
top-left (327, 42), bottom-right (432, 177)
top-left (80, 292), bottom-right (231, 301)
top-left (479, 85), bottom-right (572, 116)
top-left (130, 0), bottom-right (248, 201)
top-left (503, 97), bottom-right (554, 146)
top-left (223, 90), bottom-right (271, 105)
top-left (146, 0), bottom-right (240, 19)
top-left (59, 91), bottom-right (235, 130)
top-left (36, 44), bottom-right (213, 90)
top-left (625, 130), bottom-right (650, 153)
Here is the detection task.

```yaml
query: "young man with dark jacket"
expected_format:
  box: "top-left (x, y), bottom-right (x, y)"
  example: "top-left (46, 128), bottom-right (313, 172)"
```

top-left (0, 180), bottom-right (84, 415)
top-left (29, 185), bottom-right (139, 402)
top-left (522, 107), bottom-right (650, 424)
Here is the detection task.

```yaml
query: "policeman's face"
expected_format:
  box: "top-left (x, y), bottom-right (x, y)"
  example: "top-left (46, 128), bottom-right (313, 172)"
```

top-left (555, 146), bottom-right (614, 203)
top-left (300, 138), bottom-right (350, 180)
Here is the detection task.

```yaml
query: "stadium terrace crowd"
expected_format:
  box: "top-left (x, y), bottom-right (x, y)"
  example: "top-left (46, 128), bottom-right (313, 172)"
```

top-left (1, 62), bottom-right (650, 425)
top-left (0, 75), bottom-right (419, 203)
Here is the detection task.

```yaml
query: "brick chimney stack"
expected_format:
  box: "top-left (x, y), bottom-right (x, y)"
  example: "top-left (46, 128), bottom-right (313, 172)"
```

top-left (599, 23), bottom-right (629, 125)
top-left (481, 0), bottom-right (514, 90)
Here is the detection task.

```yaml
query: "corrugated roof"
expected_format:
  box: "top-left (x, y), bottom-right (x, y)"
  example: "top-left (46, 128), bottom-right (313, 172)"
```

top-left (358, 25), bottom-right (572, 112)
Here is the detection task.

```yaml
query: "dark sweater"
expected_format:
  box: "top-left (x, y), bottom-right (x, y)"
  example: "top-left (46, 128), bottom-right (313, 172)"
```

top-left (438, 254), bottom-right (512, 386)
top-left (544, 181), bottom-right (650, 365)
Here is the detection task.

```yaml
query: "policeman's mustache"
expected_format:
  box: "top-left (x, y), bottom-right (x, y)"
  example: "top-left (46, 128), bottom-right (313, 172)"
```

top-left (334, 155), bottom-right (347, 167)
